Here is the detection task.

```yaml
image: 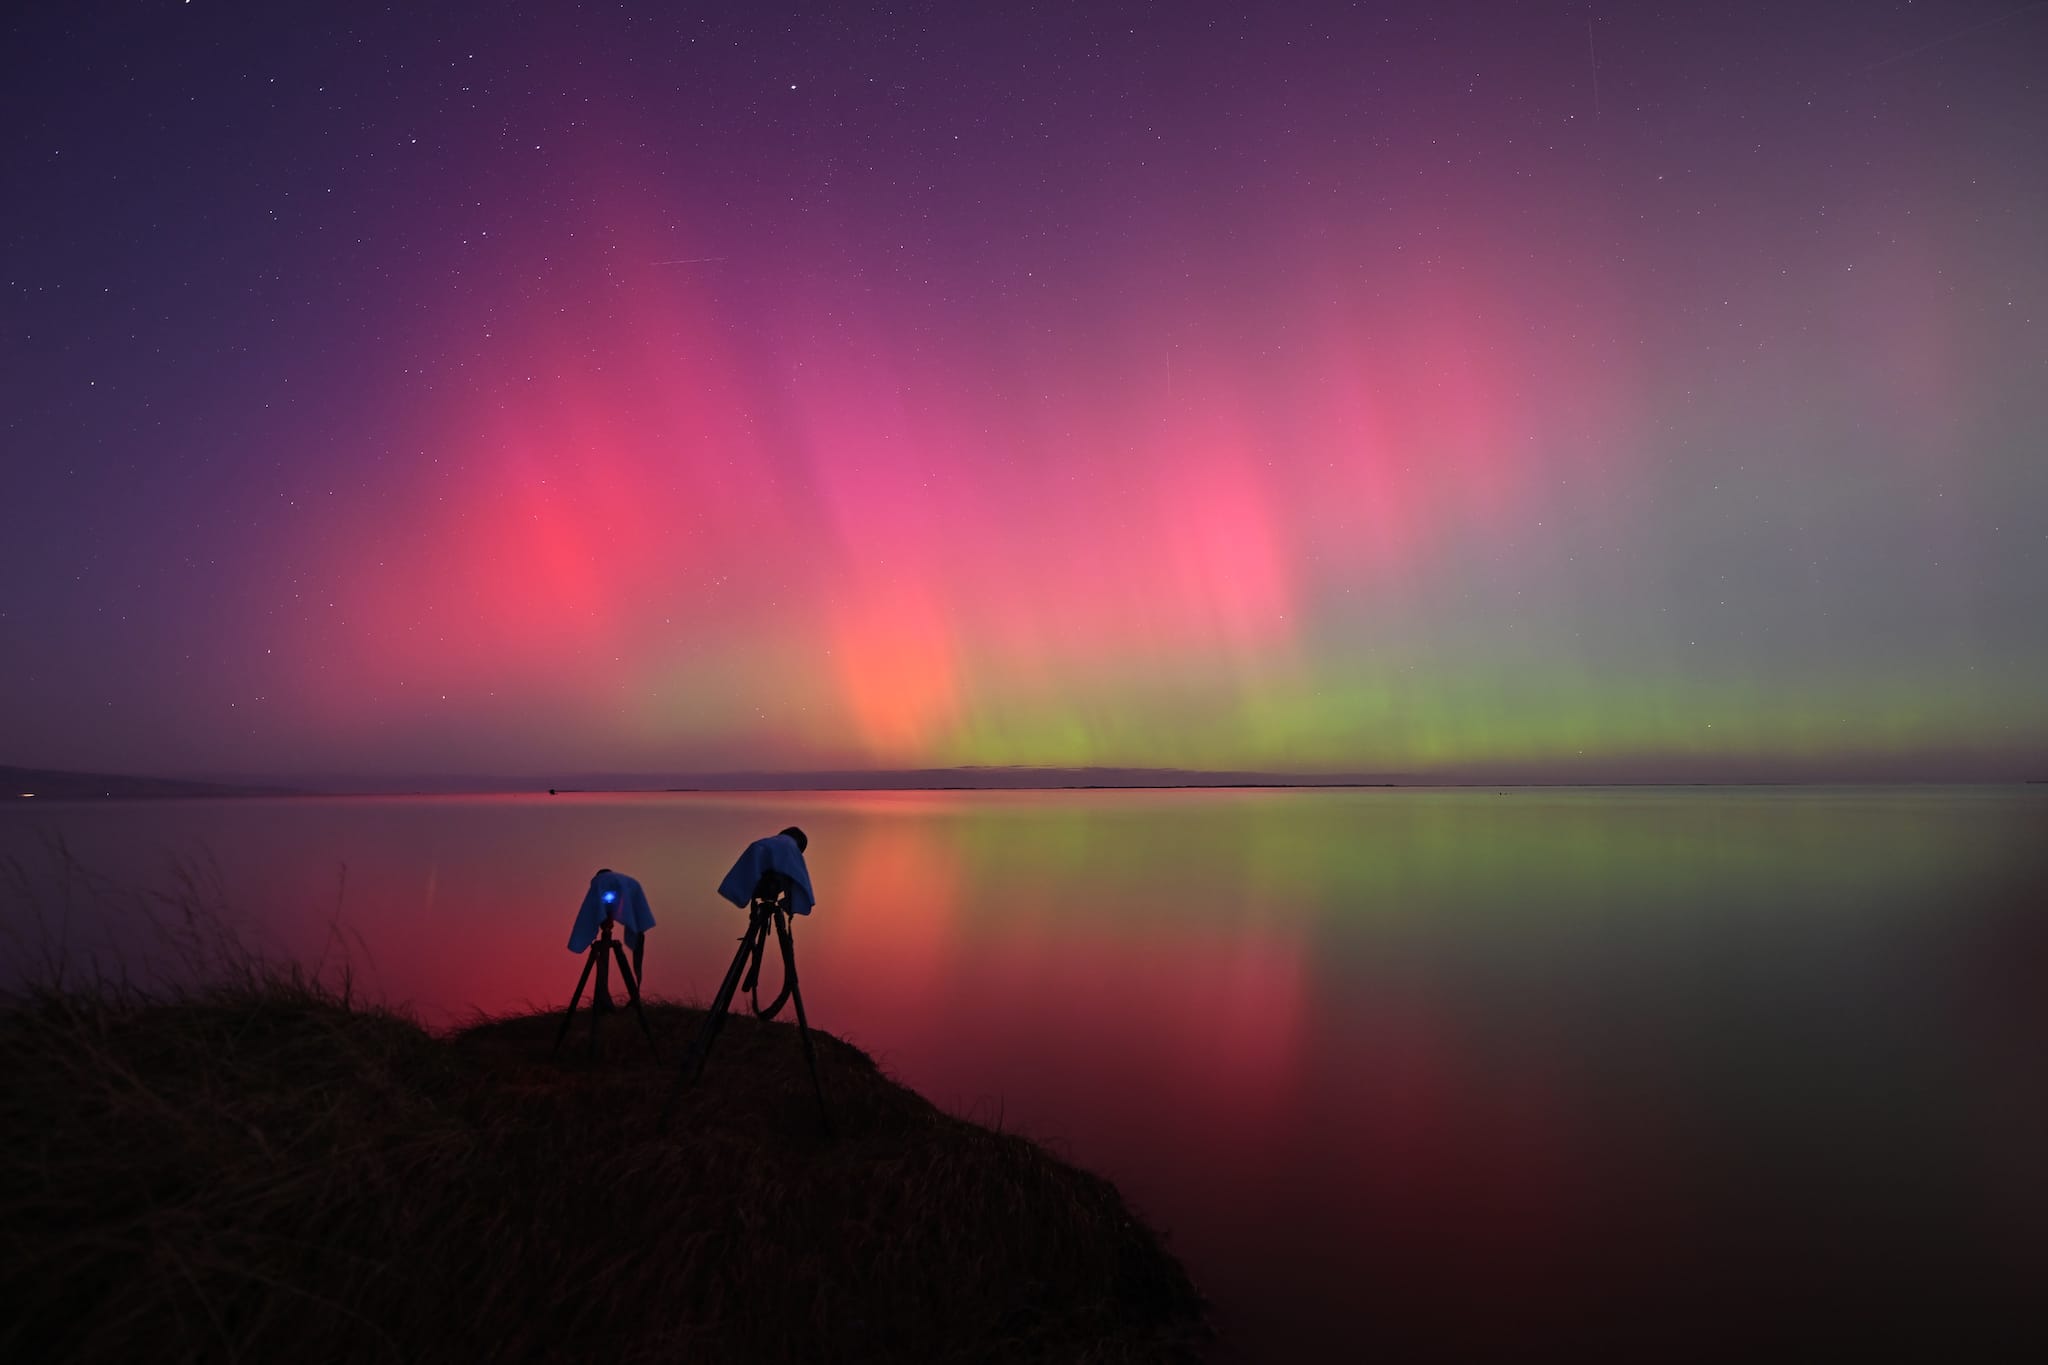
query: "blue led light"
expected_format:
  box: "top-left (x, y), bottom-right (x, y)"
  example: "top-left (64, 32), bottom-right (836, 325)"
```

top-left (602, 889), bottom-right (617, 904)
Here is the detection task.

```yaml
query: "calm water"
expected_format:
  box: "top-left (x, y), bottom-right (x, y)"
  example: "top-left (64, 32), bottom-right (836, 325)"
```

top-left (4, 788), bottom-right (2045, 1352)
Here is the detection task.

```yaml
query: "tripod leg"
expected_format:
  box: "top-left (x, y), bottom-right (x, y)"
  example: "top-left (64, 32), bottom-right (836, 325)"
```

top-left (589, 939), bottom-right (612, 1056)
top-left (610, 939), bottom-right (642, 1002)
top-left (775, 912), bottom-right (833, 1137)
top-left (554, 948), bottom-right (598, 1051)
top-left (741, 928), bottom-right (767, 997)
top-left (685, 920), bottom-right (761, 1083)
top-left (658, 914), bottom-right (766, 1134)
top-left (611, 939), bottom-right (658, 1058)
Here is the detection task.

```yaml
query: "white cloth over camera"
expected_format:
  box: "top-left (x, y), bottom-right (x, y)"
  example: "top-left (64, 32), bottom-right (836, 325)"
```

top-left (567, 869), bottom-right (656, 953)
top-left (717, 834), bottom-right (816, 915)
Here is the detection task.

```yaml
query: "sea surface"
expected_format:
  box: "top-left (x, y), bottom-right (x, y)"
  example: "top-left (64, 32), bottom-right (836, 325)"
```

top-left (4, 787), bottom-right (2045, 1353)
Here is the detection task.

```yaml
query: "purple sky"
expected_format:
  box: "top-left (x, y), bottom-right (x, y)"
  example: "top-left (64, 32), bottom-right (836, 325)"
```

top-left (4, 1), bottom-right (2045, 782)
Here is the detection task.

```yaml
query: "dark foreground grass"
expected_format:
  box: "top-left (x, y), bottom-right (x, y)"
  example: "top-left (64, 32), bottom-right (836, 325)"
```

top-left (0, 975), bottom-right (1209, 1363)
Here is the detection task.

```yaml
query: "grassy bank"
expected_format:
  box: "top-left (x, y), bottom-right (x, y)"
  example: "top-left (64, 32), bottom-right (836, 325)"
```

top-left (0, 971), bottom-right (1208, 1362)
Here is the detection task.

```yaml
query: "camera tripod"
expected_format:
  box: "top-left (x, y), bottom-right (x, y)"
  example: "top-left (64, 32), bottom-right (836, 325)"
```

top-left (554, 911), bottom-right (658, 1058)
top-left (659, 874), bottom-right (831, 1135)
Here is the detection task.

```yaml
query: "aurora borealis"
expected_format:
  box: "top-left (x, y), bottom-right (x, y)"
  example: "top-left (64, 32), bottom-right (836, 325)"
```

top-left (5, 1), bottom-right (2045, 781)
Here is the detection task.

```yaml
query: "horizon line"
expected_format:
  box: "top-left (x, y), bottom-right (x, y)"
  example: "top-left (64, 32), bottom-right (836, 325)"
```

top-left (6, 761), bottom-right (2044, 800)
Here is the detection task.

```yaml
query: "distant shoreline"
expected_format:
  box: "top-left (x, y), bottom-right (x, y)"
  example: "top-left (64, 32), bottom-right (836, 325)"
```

top-left (7, 763), bottom-right (2043, 802)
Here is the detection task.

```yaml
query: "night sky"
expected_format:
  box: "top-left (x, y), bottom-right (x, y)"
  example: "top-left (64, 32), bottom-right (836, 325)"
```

top-left (5, 1), bottom-right (2045, 781)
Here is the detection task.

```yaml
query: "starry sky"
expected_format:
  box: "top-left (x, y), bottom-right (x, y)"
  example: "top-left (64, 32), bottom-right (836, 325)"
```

top-left (4, 1), bottom-right (2045, 782)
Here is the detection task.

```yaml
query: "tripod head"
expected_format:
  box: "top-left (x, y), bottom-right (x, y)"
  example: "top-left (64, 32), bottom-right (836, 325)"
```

top-left (748, 870), bottom-right (801, 918)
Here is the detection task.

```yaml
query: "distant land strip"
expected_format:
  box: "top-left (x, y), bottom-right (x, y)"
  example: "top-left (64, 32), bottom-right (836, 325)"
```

top-left (9, 762), bottom-right (2044, 798)
top-left (2, 766), bottom-right (303, 801)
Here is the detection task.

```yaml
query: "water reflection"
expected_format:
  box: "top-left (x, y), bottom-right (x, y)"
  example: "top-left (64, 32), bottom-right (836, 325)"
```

top-left (4, 787), bottom-right (2043, 1351)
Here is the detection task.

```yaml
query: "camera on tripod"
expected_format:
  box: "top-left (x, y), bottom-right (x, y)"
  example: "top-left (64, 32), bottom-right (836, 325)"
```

top-left (660, 827), bottom-right (830, 1134)
top-left (554, 868), bottom-right (658, 1055)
